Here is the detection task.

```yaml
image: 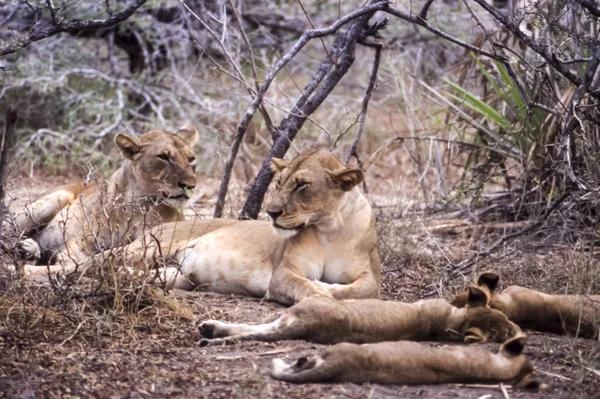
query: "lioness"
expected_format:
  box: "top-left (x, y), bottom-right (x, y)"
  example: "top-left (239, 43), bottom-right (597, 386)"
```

top-left (198, 286), bottom-right (522, 345)
top-left (15, 125), bottom-right (198, 278)
top-left (270, 334), bottom-right (540, 389)
top-left (451, 271), bottom-right (600, 339)
top-left (52, 149), bottom-right (380, 304)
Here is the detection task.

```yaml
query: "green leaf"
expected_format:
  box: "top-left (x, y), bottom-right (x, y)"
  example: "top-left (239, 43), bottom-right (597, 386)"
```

top-left (444, 78), bottom-right (511, 129)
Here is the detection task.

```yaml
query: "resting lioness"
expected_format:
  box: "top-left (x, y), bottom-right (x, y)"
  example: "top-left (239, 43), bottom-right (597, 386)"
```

top-left (54, 149), bottom-right (380, 304)
top-left (451, 271), bottom-right (600, 339)
top-left (270, 334), bottom-right (540, 389)
top-left (15, 125), bottom-right (198, 278)
top-left (198, 286), bottom-right (522, 345)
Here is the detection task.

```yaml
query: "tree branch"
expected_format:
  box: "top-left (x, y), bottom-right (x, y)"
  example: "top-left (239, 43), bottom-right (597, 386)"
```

top-left (0, 0), bottom-right (148, 57)
top-left (213, 0), bottom-right (389, 218)
top-left (384, 5), bottom-right (508, 62)
top-left (238, 6), bottom-right (379, 220)
top-left (345, 39), bottom-right (382, 170)
top-left (417, 0), bottom-right (436, 21)
top-left (574, 0), bottom-right (600, 18)
top-left (469, 0), bottom-right (583, 87)
top-left (558, 45), bottom-right (600, 189)
top-left (0, 107), bottom-right (17, 239)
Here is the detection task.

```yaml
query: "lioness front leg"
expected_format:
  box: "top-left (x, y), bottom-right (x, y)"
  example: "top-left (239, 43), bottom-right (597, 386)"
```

top-left (16, 238), bottom-right (43, 261)
top-left (20, 237), bottom-right (97, 282)
top-left (267, 265), bottom-right (334, 305)
top-left (312, 273), bottom-right (379, 300)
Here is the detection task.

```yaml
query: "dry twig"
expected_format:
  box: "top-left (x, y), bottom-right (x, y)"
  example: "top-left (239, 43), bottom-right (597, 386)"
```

top-left (0, 107), bottom-right (17, 239)
top-left (0, 0), bottom-right (148, 57)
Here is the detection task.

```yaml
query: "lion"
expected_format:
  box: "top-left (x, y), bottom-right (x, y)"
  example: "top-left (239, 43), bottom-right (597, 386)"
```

top-left (198, 286), bottom-right (522, 345)
top-left (40, 149), bottom-right (380, 304)
top-left (269, 334), bottom-right (540, 389)
top-left (14, 124), bottom-right (199, 279)
top-left (451, 271), bottom-right (600, 339)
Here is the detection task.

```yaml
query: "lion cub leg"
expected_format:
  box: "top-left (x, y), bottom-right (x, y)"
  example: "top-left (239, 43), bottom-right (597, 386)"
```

top-left (270, 353), bottom-right (341, 383)
top-left (198, 313), bottom-right (303, 346)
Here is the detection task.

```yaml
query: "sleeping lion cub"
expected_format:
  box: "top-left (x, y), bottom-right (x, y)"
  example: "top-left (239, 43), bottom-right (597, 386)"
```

top-left (39, 150), bottom-right (380, 305)
top-left (199, 286), bottom-right (522, 345)
top-left (14, 125), bottom-right (198, 278)
top-left (270, 334), bottom-right (540, 389)
top-left (451, 271), bottom-right (600, 339)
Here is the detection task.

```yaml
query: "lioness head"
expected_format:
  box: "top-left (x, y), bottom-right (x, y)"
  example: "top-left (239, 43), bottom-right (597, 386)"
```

top-left (265, 150), bottom-right (364, 230)
top-left (114, 124), bottom-right (198, 207)
top-left (458, 286), bottom-right (522, 343)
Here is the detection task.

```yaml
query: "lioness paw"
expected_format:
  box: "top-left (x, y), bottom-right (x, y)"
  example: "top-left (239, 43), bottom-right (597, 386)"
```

top-left (16, 238), bottom-right (41, 260)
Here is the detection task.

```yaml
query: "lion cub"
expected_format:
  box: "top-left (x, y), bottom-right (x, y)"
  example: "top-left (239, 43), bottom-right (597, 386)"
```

top-left (14, 125), bottom-right (198, 279)
top-left (270, 334), bottom-right (540, 389)
top-left (451, 272), bottom-right (600, 339)
top-left (199, 286), bottom-right (522, 345)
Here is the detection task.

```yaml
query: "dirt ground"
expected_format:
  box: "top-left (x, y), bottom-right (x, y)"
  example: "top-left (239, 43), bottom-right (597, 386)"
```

top-left (1, 176), bottom-right (599, 399)
top-left (1, 283), bottom-right (599, 399)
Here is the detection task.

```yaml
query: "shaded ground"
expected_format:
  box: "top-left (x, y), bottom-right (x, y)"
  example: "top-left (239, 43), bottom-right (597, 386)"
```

top-left (1, 286), bottom-right (599, 399)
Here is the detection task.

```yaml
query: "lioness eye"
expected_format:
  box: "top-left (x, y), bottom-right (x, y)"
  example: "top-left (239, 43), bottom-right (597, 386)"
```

top-left (157, 153), bottom-right (170, 161)
top-left (188, 156), bottom-right (196, 164)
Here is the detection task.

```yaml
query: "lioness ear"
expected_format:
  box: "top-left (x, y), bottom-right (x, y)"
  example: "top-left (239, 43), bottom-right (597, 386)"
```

top-left (466, 286), bottom-right (489, 308)
top-left (270, 158), bottom-right (291, 173)
top-left (500, 334), bottom-right (527, 358)
top-left (176, 123), bottom-right (198, 146)
top-left (477, 271), bottom-right (500, 292)
top-left (330, 168), bottom-right (364, 191)
top-left (115, 134), bottom-right (143, 160)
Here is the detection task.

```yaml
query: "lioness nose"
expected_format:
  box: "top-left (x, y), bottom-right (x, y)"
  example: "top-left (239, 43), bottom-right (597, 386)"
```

top-left (267, 210), bottom-right (283, 221)
top-left (179, 182), bottom-right (196, 191)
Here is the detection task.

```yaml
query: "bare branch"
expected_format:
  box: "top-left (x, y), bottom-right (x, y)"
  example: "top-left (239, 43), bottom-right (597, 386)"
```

top-left (239, 6), bottom-right (380, 220)
top-left (469, 0), bottom-right (583, 87)
top-left (384, 5), bottom-right (507, 62)
top-left (47, 0), bottom-right (57, 25)
top-left (213, 0), bottom-right (390, 218)
top-left (345, 40), bottom-right (382, 167)
top-left (226, 0), bottom-right (275, 140)
top-left (0, 0), bottom-right (148, 57)
top-left (574, 0), bottom-right (600, 18)
top-left (558, 46), bottom-right (600, 189)
top-left (0, 107), bottom-right (17, 239)
top-left (417, 0), bottom-right (436, 21)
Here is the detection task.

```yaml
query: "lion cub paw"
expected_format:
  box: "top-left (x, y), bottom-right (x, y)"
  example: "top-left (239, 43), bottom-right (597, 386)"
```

top-left (198, 320), bottom-right (229, 339)
top-left (16, 238), bottom-right (42, 261)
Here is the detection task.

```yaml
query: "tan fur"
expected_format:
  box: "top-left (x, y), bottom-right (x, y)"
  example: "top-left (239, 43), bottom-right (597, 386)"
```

top-left (269, 334), bottom-right (539, 389)
top-left (198, 286), bottom-right (522, 345)
top-left (61, 150), bottom-right (380, 304)
top-left (451, 271), bottom-right (600, 339)
top-left (17, 125), bottom-right (198, 279)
